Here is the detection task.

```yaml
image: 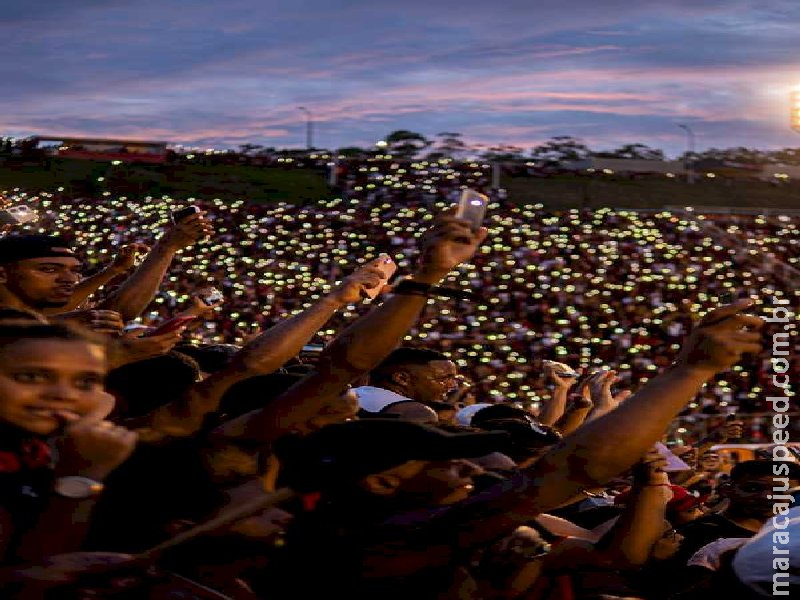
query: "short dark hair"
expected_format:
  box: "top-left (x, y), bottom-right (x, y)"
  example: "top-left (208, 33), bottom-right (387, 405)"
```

top-left (105, 351), bottom-right (201, 418)
top-left (175, 343), bottom-right (240, 374)
top-left (0, 321), bottom-right (101, 351)
top-left (370, 347), bottom-right (449, 385)
top-left (730, 460), bottom-right (800, 482)
top-left (216, 372), bottom-right (305, 422)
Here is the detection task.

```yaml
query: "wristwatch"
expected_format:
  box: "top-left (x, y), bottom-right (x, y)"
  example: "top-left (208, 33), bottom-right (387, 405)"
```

top-left (54, 476), bottom-right (104, 499)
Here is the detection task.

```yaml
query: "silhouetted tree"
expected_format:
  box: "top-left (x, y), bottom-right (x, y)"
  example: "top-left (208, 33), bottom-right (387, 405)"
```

top-left (595, 143), bottom-right (665, 161)
top-left (530, 136), bottom-right (591, 165)
top-left (384, 130), bottom-right (432, 158)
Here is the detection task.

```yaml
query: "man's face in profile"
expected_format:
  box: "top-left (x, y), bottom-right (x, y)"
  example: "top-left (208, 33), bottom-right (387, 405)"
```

top-left (1, 256), bottom-right (82, 309)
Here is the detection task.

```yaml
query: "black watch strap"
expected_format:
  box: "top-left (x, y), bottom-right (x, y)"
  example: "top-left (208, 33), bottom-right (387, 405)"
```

top-left (392, 279), bottom-right (478, 301)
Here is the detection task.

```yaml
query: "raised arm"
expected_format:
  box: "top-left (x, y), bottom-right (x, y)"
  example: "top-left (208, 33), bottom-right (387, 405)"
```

top-left (217, 212), bottom-right (488, 443)
top-left (44, 244), bottom-right (149, 314)
top-left (583, 369), bottom-right (631, 424)
top-left (137, 263), bottom-right (388, 438)
top-left (525, 299), bottom-right (763, 513)
top-left (392, 302), bottom-right (761, 556)
top-left (98, 213), bottom-right (212, 321)
top-left (598, 448), bottom-right (673, 568)
top-left (537, 364), bottom-right (579, 426)
top-left (553, 393), bottom-right (593, 436)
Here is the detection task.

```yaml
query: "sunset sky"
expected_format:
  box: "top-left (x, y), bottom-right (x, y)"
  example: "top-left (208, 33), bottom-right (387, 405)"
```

top-left (2, 0), bottom-right (799, 156)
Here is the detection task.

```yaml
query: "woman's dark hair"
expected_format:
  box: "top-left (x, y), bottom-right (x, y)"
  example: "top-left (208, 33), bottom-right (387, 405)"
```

top-left (0, 321), bottom-right (102, 350)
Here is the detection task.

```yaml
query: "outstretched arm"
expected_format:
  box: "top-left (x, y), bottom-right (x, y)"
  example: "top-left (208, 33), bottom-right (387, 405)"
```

top-left (359, 301), bottom-right (763, 579)
top-left (524, 299), bottom-right (763, 513)
top-left (137, 262), bottom-right (388, 438)
top-left (217, 213), bottom-right (488, 443)
top-left (99, 213), bottom-right (212, 321)
top-left (42, 247), bottom-right (137, 314)
top-left (537, 364), bottom-right (578, 426)
top-left (597, 449), bottom-right (672, 568)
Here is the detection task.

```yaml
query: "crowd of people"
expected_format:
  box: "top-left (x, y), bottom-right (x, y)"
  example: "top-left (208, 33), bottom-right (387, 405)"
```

top-left (0, 156), bottom-right (797, 598)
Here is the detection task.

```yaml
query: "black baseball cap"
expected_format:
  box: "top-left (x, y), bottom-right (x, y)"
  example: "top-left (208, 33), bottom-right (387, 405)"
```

top-left (275, 419), bottom-right (509, 493)
top-left (0, 234), bottom-right (76, 264)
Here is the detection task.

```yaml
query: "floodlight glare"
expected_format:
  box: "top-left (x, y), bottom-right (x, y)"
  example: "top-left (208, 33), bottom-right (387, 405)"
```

top-left (792, 89), bottom-right (800, 132)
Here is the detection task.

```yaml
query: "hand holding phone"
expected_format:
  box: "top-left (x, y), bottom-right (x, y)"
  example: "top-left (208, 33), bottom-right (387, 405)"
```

top-left (171, 205), bottom-right (200, 224)
top-left (202, 288), bottom-right (224, 306)
top-left (455, 189), bottom-right (489, 232)
top-left (361, 254), bottom-right (397, 300)
top-left (143, 315), bottom-right (195, 337)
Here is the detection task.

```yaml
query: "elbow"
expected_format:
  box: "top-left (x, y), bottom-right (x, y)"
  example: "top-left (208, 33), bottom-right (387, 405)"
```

top-left (318, 343), bottom-right (374, 374)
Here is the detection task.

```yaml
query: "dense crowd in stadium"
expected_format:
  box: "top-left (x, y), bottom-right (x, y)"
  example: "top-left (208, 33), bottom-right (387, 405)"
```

top-left (0, 152), bottom-right (797, 598)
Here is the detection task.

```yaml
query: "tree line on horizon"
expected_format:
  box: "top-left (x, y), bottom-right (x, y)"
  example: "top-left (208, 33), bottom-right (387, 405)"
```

top-left (4, 132), bottom-right (800, 167)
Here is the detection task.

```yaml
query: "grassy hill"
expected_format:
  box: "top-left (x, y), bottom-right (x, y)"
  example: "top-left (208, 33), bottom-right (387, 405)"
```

top-left (0, 158), bottom-right (330, 204)
top-left (2, 157), bottom-right (799, 210)
top-left (501, 173), bottom-right (800, 210)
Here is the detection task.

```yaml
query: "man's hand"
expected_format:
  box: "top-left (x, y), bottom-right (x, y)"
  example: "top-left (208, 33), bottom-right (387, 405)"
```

top-left (156, 212), bottom-right (213, 252)
top-left (634, 447), bottom-right (670, 487)
top-left (54, 394), bottom-right (138, 481)
top-left (587, 370), bottom-right (631, 409)
top-left (109, 244), bottom-right (149, 274)
top-left (674, 299), bottom-right (764, 375)
top-left (53, 310), bottom-right (125, 335)
top-left (108, 328), bottom-right (184, 368)
top-left (180, 291), bottom-right (224, 318)
top-left (707, 418), bottom-right (744, 443)
top-left (545, 363), bottom-right (580, 390)
top-left (327, 259), bottom-right (390, 305)
top-left (417, 208), bottom-right (488, 282)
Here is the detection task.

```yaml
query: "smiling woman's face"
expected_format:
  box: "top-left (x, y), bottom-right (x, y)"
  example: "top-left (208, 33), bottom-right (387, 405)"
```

top-left (0, 338), bottom-right (106, 435)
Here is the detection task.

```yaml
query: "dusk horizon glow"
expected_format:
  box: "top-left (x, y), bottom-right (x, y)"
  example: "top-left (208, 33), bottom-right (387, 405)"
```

top-left (2, 0), bottom-right (799, 157)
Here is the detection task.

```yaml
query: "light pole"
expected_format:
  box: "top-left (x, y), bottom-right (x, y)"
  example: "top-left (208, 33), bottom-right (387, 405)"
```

top-left (298, 106), bottom-right (313, 150)
top-left (791, 89), bottom-right (800, 133)
top-left (678, 124), bottom-right (696, 184)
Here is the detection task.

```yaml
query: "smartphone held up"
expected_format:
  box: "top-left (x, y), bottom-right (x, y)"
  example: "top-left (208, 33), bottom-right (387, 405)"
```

top-left (171, 205), bottom-right (200, 224)
top-left (0, 205), bottom-right (39, 226)
top-left (455, 189), bottom-right (489, 231)
top-left (362, 254), bottom-right (397, 300)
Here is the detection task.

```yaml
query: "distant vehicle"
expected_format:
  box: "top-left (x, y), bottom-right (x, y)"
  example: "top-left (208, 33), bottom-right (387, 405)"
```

top-left (31, 136), bottom-right (168, 164)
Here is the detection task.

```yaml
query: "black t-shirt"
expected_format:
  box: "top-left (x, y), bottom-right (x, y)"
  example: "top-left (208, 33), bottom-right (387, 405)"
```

top-left (85, 437), bottom-right (224, 553)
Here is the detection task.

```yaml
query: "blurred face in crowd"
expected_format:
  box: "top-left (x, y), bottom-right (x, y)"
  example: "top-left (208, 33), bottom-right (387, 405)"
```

top-left (651, 521), bottom-right (683, 561)
top-left (699, 452), bottom-right (722, 473)
top-left (0, 338), bottom-right (106, 435)
top-left (725, 474), bottom-right (798, 519)
top-left (400, 360), bottom-right (458, 406)
top-left (368, 458), bottom-right (482, 506)
top-left (0, 257), bottom-right (82, 309)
